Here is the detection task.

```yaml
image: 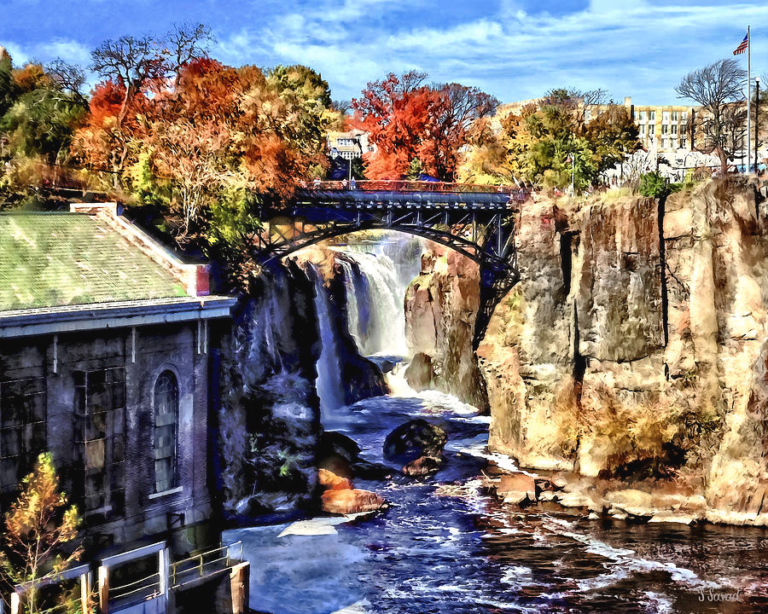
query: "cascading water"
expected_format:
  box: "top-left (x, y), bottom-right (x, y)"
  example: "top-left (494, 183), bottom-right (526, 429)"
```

top-left (334, 234), bottom-right (425, 358)
top-left (310, 266), bottom-right (346, 417)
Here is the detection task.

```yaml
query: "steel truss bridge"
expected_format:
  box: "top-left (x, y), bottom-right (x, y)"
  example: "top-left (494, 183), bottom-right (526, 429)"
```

top-left (252, 181), bottom-right (529, 347)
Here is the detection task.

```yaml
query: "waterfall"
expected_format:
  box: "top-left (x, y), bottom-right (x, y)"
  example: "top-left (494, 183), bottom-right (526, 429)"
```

top-left (334, 234), bottom-right (425, 358)
top-left (310, 267), bottom-right (346, 417)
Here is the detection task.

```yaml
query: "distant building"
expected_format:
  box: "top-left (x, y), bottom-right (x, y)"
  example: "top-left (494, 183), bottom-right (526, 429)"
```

top-left (620, 98), bottom-right (698, 154)
top-left (0, 203), bottom-right (236, 556)
top-left (327, 128), bottom-right (375, 160)
top-left (495, 96), bottom-right (700, 156)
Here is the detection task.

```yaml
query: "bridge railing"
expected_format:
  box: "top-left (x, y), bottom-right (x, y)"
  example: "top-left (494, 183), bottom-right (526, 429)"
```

top-left (304, 179), bottom-right (520, 195)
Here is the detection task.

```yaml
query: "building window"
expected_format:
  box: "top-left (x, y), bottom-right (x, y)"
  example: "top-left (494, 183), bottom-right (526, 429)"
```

top-left (681, 137), bottom-right (687, 148)
top-left (638, 110), bottom-right (647, 121)
top-left (73, 368), bottom-right (125, 516)
top-left (649, 111), bottom-right (656, 122)
top-left (661, 124), bottom-right (669, 135)
top-left (639, 125), bottom-right (646, 137)
top-left (671, 111), bottom-right (679, 122)
top-left (662, 111), bottom-right (670, 123)
top-left (153, 371), bottom-right (178, 494)
top-left (0, 378), bottom-right (46, 505)
top-left (681, 112), bottom-right (688, 122)
top-left (671, 124), bottom-right (678, 135)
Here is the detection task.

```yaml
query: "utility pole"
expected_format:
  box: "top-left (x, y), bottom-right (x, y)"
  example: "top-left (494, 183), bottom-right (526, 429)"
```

top-left (756, 75), bottom-right (761, 173)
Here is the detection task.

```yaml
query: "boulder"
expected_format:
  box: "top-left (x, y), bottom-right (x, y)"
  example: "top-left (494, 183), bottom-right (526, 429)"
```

top-left (321, 489), bottom-right (386, 515)
top-left (604, 489), bottom-right (655, 516)
top-left (319, 432), bottom-right (362, 463)
top-left (318, 468), bottom-right (353, 491)
top-left (318, 431), bottom-right (362, 480)
top-left (383, 419), bottom-right (448, 464)
top-left (403, 456), bottom-right (444, 477)
top-left (496, 473), bottom-right (537, 505)
top-left (350, 459), bottom-right (393, 480)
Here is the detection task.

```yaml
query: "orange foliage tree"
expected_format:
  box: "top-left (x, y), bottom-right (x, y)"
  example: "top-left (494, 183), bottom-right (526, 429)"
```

top-left (352, 71), bottom-right (498, 181)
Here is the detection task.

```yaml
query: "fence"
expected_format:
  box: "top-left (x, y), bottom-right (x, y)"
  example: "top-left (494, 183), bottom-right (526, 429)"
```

top-left (2, 541), bottom-right (246, 614)
top-left (307, 179), bottom-right (519, 194)
top-left (170, 542), bottom-right (243, 591)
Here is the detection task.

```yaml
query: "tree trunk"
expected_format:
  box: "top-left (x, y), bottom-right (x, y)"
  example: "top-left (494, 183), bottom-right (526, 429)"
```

top-left (716, 146), bottom-right (728, 175)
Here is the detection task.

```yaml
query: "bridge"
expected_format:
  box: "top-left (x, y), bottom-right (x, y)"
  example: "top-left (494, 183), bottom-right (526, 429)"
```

top-left (252, 180), bottom-right (530, 347)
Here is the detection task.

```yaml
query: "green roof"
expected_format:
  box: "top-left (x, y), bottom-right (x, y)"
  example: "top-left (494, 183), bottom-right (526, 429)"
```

top-left (0, 213), bottom-right (189, 312)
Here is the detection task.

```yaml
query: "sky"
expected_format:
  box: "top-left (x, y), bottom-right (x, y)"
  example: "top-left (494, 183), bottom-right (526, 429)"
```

top-left (1, 0), bottom-right (767, 106)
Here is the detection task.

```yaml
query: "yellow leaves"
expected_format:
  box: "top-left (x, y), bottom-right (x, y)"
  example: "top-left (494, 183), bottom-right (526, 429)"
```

top-left (1, 453), bottom-right (82, 588)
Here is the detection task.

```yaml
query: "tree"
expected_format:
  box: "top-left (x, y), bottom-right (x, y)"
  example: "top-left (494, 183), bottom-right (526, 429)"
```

top-left (458, 91), bottom-right (638, 192)
top-left (406, 157), bottom-right (424, 180)
top-left (45, 60), bottom-right (89, 108)
top-left (0, 453), bottom-right (82, 614)
top-left (676, 59), bottom-right (747, 174)
top-left (352, 71), bottom-right (498, 181)
top-left (583, 105), bottom-right (641, 173)
top-left (90, 35), bottom-right (166, 127)
top-left (167, 23), bottom-right (214, 87)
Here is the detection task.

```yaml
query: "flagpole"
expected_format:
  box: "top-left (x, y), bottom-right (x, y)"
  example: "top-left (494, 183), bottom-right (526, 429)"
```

top-left (748, 25), bottom-right (751, 173)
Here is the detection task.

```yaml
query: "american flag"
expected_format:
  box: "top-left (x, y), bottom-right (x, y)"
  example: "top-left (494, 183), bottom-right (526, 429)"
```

top-left (734, 32), bottom-right (749, 55)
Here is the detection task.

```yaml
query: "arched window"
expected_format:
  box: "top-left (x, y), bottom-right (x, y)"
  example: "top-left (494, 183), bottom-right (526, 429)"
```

top-left (153, 371), bottom-right (178, 493)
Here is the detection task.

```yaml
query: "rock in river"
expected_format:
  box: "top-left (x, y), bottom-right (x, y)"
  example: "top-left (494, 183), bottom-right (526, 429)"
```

top-left (321, 489), bottom-right (386, 515)
top-left (403, 455), bottom-right (445, 477)
top-left (383, 419), bottom-right (448, 464)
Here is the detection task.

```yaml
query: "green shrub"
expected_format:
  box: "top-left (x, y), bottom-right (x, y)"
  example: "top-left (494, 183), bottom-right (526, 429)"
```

top-left (638, 171), bottom-right (670, 199)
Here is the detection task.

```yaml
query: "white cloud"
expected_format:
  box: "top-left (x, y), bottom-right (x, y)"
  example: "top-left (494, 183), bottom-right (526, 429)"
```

top-left (0, 38), bottom-right (90, 66)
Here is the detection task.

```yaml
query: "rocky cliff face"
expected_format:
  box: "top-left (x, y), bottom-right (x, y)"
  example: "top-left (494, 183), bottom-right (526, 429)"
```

top-left (406, 178), bottom-right (768, 525)
top-left (213, 253), bottom-right (386, 521)
top-left (477, 178), bottom-right (768, 525)
top-left (403, 246), bottom-right (489, 410)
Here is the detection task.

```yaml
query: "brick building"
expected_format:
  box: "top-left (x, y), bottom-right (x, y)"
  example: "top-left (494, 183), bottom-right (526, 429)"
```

top-left (0, 203), bottom-right (237, 556)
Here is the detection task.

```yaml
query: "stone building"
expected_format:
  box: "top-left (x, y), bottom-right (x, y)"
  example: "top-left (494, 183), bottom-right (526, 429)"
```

top-left (0, 203), bottom-right (237, 557)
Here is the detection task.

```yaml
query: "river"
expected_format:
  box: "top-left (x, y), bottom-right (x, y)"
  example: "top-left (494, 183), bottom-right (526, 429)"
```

top-left (224, 236), bottom-right (768, 614)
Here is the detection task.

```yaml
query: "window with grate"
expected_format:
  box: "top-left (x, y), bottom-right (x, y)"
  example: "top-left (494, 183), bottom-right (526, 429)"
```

top-left (153, 371), bottom-right (178, 494)
top-left (0, 377), bottom-right (46, 507)
top-left (73, 368), bottom-right (125, 516)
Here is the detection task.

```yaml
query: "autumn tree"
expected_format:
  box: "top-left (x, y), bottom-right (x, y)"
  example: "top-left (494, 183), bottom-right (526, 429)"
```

top-left (0, 454), bottom-right (82, 614)
top-left (0, 54), bottom-right (88, 207)
top-left (352, 71), bottom-right (498, 181)
top-left (676, 59), bottom-right (747, 174)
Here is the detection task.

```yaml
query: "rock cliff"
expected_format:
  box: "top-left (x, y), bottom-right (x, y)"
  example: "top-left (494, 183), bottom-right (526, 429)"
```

top-left (409, 178), bottom-right (768, 525)
top-left (213, 254), bottom-right (386, 521)
top-left (403, 246), bottom-right (489, 410)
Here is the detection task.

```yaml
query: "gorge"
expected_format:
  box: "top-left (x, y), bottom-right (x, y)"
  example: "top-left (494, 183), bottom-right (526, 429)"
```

top-left (220, 177), bottom-right (768, 613)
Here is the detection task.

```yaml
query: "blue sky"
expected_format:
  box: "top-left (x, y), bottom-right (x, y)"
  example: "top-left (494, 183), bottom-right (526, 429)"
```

top-left (1, 0), bottom-right (767, 106)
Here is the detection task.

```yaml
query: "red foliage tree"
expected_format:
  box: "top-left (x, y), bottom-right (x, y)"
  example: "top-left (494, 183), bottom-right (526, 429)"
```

top-left (352, 72), bottom-right (498, 181)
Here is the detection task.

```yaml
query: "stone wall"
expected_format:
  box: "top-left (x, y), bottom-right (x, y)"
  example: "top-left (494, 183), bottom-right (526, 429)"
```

top-left (0, 322), bottom-right (213, 554)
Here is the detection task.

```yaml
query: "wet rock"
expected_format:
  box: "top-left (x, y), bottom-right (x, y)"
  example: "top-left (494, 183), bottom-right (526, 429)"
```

top-left (318, 431), bottom-right (362, 480)
top-left (350, 460), bottom-right (393, 481)
top-left (557, 492), bottom-right (592, 508)
top-left (495, 473), bottom-right (537, 505)
top-left (320, 431), bottom-right (362, 463)
top-left (403, 353), bottom-right (435, 390)
top-left (648, 512), bottom-right (702, 525)
top-left (403, 455), bottom-right (445, 477)
top-left (383, 419), bottom-right (448, 464)
top-left (604, 489), bottom-right (655, 516)
top-left (403, 248), bottom-right (489, 409)
top-left (318, 468), bottom-right (353, 491)
top-left (321, 489), bottom-right (386, 515)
